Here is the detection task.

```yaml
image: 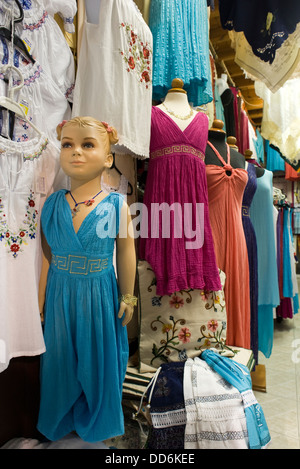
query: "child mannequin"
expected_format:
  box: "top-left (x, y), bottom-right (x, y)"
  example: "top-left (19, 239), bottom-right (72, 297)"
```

top-left (37, 116), bottom-right (136, 443)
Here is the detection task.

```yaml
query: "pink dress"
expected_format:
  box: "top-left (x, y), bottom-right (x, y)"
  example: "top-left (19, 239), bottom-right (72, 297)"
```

top-left (139, 106), bottom-right (221, 296)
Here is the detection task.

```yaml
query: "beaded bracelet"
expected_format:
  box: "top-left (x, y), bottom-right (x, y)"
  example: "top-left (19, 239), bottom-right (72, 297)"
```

top-left (119, 293), bottom-right (138, 307)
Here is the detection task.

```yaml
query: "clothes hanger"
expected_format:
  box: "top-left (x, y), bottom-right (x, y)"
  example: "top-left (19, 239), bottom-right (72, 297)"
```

top-left (111, 152), bottom-right (133, 196)
top-left (0, 64), bottom-right (43, 138)
top-left (0, 0), bottom-right (35, 64)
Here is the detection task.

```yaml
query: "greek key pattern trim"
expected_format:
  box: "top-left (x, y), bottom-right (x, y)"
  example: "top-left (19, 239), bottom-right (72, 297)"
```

top-left (51, 254), bottom-right (109, 275)
top-left (151, 145), bottom-right (205, 161)
top-left (242, 205), bottom-right (250, 217)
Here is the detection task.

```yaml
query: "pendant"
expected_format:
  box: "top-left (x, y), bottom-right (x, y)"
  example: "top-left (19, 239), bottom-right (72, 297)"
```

top-left (71, 205), bottom-right (80, 218)
top-left (84, 199), bottom-right (95, 207)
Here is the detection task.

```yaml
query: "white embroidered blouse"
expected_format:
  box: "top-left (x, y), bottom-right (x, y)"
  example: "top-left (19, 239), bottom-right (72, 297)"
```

top-left (0, 132), bottom-right (67, 373)
top-left (72, 0), bottom-right (153, 158)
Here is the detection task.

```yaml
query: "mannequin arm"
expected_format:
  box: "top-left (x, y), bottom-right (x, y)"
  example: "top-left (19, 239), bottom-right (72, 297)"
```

top-left (38, 230), bottom-right (51, 322)
top-left (116, 201), bottom-right (136, 326)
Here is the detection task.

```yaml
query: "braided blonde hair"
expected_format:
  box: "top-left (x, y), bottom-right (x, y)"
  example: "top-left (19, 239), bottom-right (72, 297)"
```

top-left (56, 116), bottom-right (118, 156)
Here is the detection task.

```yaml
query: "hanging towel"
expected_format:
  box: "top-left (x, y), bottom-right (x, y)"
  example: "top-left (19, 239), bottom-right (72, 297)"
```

top-left (201, 350), bottom-right (271, 449)
top-left (183, 357), bottom-right (248, 449)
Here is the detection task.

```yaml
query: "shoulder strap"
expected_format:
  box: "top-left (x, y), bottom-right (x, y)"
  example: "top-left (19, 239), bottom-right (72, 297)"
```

top-left (207, 141), bottom-right (231, 167)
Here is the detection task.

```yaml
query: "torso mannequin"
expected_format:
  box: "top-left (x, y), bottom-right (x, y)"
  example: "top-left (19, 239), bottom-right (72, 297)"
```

top-left (85, 0), bottom-right (101, 24)
top-left (205, 120), bottom-right (246, 169)
top-left (157, 78), bottom-right (198, 131)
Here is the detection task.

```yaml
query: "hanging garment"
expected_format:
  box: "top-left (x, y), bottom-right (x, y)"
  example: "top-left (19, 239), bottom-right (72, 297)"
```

top-left (214, 80), bottom-right (226, 132)
top-left (146, 362), bottom-right (186, 450)
top-left (183, 357), bottom-right (248, 449)
top-left (0, 41), bottom-right (71, 143)
top-left (241, 162), bottom-right (258, 365)
top-left (72, 0), bottom-right (153, 158)
top-left (149, 0), bottom-right (212, 106)
top-left (0, 132), bottom-right (64, 374)
top-left (239, 110), bottom-right (250, 155)
top-left (228, 28), bottom-right (300, 93)
top-left (43, 0), bottom-right (77, 33)
top-left (37, 191), bottom-right (129, 442)
top-left (219, 0), bottom-right (300, 64)
top-left (205, 142), bottom-right (251, 349)
top-left (255, 79), bottom-right (300, 163)
top-left (253, 129), bottom-right (264, 165)
top-left (101, 174), bottom-right (129, 200)
top-left (285, 163), bottom-right (300, 182)
top-left (248, 121), bottom-right (258, 161)
top-left (250, 170), bottom-right (280, 358)
top-left (201, 350), bottom-right (271, 449)
top-left (276, 207), bottom-right (299, 319)
top-left (265, 140), bottom-right (285, 172)
top-left (1, 0), bottom-right (76, 101)
top-left (139, 106), bottom-right (221, 296)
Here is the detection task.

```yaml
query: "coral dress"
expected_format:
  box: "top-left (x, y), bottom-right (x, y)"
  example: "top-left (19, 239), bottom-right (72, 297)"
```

top-left (206, 141), bottom-right (250, 348)
top-left (139, 106), bottom-right (221, 296)
top-left (37, 190), bottom-right (129, 442)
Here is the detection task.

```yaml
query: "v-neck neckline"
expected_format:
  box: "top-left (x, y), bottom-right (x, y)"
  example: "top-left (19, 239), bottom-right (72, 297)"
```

top-left (63, 190), bottom-right (114, 237)
top-left (155, 106), bottom-right (201, 135)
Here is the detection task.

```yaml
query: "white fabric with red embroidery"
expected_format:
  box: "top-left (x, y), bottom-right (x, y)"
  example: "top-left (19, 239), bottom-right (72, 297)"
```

top-left (72, 0), bottom-right (153, 158)
top-left (0, 133), bottom-right (66, 373)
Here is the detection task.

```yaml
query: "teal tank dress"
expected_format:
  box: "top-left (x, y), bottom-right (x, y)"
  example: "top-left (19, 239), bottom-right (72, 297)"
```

top-left (37, 190), bottom-right (129, 442)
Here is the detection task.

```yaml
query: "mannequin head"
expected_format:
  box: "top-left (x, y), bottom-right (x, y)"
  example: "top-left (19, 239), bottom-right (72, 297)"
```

top-left (57, 116), bottom-right (118, 183)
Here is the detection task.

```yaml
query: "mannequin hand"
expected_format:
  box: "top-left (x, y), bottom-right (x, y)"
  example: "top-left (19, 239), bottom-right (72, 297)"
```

top-left (118, 301), bottom-right (134, 327)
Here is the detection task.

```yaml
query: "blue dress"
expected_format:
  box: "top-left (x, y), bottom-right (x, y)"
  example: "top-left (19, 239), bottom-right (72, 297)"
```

top-left (37, 190), bottom-right (129, 442)
top-left (149, 0), bottom-right (212, 106)
top-left (250, 170), bottom-right (280, 358)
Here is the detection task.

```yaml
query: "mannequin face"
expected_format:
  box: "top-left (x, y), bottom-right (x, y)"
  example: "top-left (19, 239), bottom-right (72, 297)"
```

top-left (60, 124), bottom-right (113, 182)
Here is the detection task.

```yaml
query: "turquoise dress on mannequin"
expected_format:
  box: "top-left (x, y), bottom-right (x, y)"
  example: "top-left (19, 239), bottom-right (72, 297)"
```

top-left (37, 190), bottom-right (129, 442)
top-left (149, 0), bottom-right (213, 106)
top-left (250, 170), bottom-right (280, 358)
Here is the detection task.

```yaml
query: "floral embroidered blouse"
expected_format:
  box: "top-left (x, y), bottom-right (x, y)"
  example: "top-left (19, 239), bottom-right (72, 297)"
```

top-left (0, 132), bottom-right (67, 373)
top-left (72, 0), bottom-right (153, 158)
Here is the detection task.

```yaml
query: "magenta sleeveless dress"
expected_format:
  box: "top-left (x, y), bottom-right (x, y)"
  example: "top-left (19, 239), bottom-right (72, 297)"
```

top-left (139, 106), bottom-right (221, 296)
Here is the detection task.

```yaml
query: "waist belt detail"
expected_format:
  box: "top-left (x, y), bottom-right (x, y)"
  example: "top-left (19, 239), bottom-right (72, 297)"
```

top-left (51, 253), bottom-right (111, 276)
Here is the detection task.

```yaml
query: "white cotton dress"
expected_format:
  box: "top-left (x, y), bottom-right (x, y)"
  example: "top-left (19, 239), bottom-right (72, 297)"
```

top-left (72, 0), bottom-right (153, 158)
top-left (0, 42), bottom-right (71, 143)
top-left (0, 130), bottom-right (66, 374)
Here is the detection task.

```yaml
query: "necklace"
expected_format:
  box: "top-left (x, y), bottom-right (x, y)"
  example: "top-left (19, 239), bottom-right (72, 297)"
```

top-left (69, 189), bottom-right (103, 218)
top-left (162, 103), bottom-right (194, 120)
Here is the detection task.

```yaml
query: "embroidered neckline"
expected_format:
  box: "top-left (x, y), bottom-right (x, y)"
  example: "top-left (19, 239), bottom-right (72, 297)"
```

top-left (0, 136), bottom-right (48, 161)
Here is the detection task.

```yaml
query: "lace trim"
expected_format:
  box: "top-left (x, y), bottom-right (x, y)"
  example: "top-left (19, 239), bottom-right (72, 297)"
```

top-left (185, 429), bottom-right (248, 443)
top-left (151, 408), bottom-right (186, 429)
top-left (0, 135), bottom-right (48, 160)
